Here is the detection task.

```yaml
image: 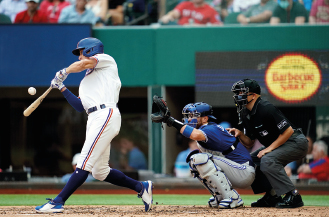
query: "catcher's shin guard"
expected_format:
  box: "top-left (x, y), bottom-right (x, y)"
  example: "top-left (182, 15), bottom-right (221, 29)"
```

top-left (189, 153), bottom-right (242, 208)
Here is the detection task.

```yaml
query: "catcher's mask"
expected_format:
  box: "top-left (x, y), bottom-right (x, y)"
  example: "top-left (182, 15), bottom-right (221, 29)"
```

top-left (231, 79), bottom-right (260, 113)
top-left (182, 102), bottom-right (216, 128)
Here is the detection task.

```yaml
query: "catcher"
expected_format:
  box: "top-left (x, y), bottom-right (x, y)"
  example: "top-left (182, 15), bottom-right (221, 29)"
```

top-left (151, 96), bottom-right (255, 208)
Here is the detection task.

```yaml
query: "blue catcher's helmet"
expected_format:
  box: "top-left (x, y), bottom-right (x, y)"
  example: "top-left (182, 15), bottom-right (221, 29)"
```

top-left (182, 102), bottom-right (216, 127)
top-left (72, 37), bottom-right (104, 57)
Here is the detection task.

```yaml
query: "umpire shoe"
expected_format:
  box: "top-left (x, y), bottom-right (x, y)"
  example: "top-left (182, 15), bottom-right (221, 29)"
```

top-left (275, 190), bottom-right (304, 208)
top-left (251, 192), bottom-right (283, 207)
top-left (138, 180), bottom-right (153, 212)
top-left (35, 198), bottom-right (64, 213)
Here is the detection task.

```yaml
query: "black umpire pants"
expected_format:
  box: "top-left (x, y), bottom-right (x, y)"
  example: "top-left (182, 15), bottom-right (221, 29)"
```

top-left (250, 129), bottom-right (308, 196)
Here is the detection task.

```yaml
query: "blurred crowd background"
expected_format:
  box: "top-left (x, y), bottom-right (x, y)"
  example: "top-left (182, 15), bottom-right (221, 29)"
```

top-left (0, 0), bottom-right (329, 26)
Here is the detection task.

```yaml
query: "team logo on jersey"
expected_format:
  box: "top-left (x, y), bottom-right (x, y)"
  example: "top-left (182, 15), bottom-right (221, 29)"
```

top-left (265, 53), bottom-right (321, 103)
top-left (217, 125), bottom-right (224, 131)
top-left (259, 130), bottom-right (268, 137)
top-left (277, 120), bottom-right (288, 130)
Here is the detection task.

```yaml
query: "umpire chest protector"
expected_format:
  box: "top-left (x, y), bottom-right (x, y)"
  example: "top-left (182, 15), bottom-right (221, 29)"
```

top-left (240, 97), bottom-right (294, 147)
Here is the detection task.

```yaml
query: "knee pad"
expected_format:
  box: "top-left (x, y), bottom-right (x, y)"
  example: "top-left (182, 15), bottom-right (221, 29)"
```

top-left (190, 153), bottom-right (217, 179)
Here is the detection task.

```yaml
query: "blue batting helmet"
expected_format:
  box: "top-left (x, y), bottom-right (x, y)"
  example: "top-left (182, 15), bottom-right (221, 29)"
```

top-left (72, 37), bottom-right (104, 57)
top-left (182, 102), bottom-right (216, 127)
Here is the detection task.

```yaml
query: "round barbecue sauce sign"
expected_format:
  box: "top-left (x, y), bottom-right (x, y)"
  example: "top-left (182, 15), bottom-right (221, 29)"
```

top-left (265, 53), bottom-right (322, 103)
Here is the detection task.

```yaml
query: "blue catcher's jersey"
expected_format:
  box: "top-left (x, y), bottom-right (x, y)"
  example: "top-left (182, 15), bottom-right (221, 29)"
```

top-left (198, 122), bottom-right (252, 165)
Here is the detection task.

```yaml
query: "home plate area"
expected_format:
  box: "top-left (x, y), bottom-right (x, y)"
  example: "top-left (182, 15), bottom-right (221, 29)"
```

top-left (0, 205), bottom-right (329, 217)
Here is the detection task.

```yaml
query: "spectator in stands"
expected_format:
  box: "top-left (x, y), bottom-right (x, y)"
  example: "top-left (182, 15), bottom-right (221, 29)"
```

top-left (270, 0), bottom-right (308, 24)
top-left (0, 0), bottom-right (27, 22)
top-left (61, 153), bottom-right (95, 183)
top-left (120, 137), bottom-right (147, 171)
top-left (58, 0), bottom-right (98, 24)
top-left (107, 0), bottom-right (125, 25)
top-left (297, 140), bottom-right (329, 181)
top-left (86, 0), bottom-right (108, 24)
top-left (124, 0), bottom-right (157, 25)
top-left (14, 0), bottom-right (48, 23)
top-left (174, 140), bottom-right (199, 178)
top-left (309, 0), bottom-right (329, 23)
top-left (0, 13), bottom-right (12, 23)
top-left (285, 136), bottom-right (314, 177)
top-left (159, 0), bottom-right (223, 25)
top-left (232, 0), bottom-right (261, 13)
top-left (218, 0), bottom-right (233, 21)
top-left (237, 0), bottom-right (277, 24)
top-left (39, 0), bottom-right (70, 23)
top-left (297, 0), bottom-right (313, 11)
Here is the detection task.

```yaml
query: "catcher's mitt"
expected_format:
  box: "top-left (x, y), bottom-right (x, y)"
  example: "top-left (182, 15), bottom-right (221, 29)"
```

top-left (150, 95), bottom-right (171, 123)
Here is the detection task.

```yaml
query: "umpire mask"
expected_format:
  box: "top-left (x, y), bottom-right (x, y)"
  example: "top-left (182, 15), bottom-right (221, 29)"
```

top-left (231, 79), bottom-right (260, 113)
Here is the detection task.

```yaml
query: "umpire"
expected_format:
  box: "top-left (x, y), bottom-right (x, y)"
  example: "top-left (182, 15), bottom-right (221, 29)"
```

top-left (227, 79), bottom-right (308, 208)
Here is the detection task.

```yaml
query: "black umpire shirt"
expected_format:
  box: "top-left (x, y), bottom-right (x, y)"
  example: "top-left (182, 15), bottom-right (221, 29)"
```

top-left (240, 97), bottom-right (295, 147)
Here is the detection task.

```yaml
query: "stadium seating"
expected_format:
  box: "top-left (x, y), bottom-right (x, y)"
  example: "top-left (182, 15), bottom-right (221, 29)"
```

top-left (0, 14), bottom-right (11, 23)
top-left (224, 12), bottom-right (240, 24)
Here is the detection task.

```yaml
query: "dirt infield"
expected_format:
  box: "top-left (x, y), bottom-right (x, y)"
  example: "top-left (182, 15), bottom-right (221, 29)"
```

top-left (1, 188), bottom-right (328, 195)
top-left (1, 205), bottom-right (329, 217)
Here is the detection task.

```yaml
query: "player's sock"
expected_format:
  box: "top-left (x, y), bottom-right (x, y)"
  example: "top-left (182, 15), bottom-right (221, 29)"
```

top-left (53, 168), bottom-right (89, 203)
top-left (103, 169), bottom-right (142, 193)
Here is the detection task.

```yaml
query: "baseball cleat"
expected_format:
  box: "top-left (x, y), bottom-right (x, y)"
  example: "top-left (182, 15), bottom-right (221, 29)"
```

top-left (138, 180), bottom-right (153, 212)
top-left (35, 198), bottom-right (64, 213)
top-left (218, 190), bottom-right (244, 209)
top-left (208, 195), bottom-right (223, 208)
top-left (208, 196), bottom-right (219, 208)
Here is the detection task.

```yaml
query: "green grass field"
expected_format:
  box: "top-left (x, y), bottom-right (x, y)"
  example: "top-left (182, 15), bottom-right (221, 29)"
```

top-left (0, 194), bottom-right (328, 206)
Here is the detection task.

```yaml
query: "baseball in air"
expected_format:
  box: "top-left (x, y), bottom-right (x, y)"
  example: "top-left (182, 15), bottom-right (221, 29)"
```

top-left (28, 87), bottom-right (36, 95)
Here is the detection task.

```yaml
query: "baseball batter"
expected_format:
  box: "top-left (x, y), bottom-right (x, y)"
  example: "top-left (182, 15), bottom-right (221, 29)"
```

top-left (35, 37), bottom-right (153, 213)
top-left (151, 101), bottom-right (255, 208)
top-left (228, 79), bottom-right (308, 208)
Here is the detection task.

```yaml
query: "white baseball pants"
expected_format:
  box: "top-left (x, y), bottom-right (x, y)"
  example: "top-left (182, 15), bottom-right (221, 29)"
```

top-left (77, 107), bottom-right (121, 181)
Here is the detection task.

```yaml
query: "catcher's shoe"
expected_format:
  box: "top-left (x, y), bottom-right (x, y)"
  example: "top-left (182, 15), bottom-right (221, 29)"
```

top-left (208, 195), bottom-right (223, 208)
top-left (35, 198), bottom-right (64, 213)
top-left (138, 180), bottom-right (153, 212)
top-left (218, 190), bottom-right (244, 209)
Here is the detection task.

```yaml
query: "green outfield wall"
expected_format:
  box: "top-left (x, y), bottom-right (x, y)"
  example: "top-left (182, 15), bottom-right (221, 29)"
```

top-left (93, 25), bottom-right (329, 87)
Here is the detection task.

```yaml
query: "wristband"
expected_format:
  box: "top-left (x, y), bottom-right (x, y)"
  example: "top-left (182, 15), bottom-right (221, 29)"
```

top-left (182, 125), bottom-right (194, 138)
top-left (169, 117), bottom-right (185, 131)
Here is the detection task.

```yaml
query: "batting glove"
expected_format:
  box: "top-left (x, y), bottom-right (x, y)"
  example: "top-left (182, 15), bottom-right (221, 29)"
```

top-left (55, 68), bottom-right (68, 82)
top-left (51, 78), bottom-right (65, 90)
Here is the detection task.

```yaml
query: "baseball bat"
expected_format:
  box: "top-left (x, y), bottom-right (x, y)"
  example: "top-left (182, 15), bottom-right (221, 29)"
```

top-left (23, 87), bottom-right (52, 117)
